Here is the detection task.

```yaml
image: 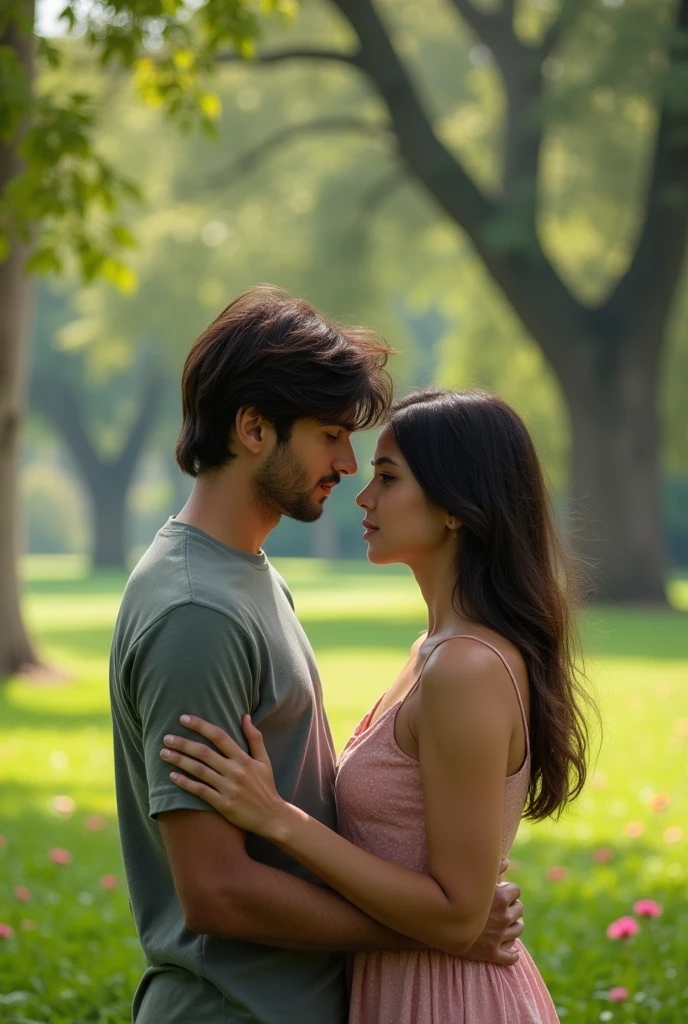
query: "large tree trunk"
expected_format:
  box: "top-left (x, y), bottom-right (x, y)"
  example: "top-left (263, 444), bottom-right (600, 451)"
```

top-left (32, 370), bottom-right (164, 570)
top-left (0, 3), bottom-right (40, 678)
top-left (91, 465), bottom-right (130, 568)
top-left (564, 340), bottom-right (666, 604)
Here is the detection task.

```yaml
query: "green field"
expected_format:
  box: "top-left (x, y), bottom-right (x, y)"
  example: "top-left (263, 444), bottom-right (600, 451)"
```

top-left (1, 557), bottom-right (687, 1023)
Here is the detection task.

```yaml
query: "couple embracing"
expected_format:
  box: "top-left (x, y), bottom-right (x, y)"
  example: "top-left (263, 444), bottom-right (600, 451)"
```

top-left (110, 285), bottom-right (591, 1023)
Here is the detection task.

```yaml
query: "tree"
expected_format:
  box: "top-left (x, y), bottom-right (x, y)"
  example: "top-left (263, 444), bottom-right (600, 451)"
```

top-left (0, 0), bottom-right (277, 677)
top-left (32, 366), bottom-right (165, 567)
top-left (216, 0), bottom-right (688, 602)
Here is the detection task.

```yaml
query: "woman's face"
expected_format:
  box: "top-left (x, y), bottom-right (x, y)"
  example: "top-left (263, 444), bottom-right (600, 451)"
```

top-left (356, 426), bottom-right (455, 566)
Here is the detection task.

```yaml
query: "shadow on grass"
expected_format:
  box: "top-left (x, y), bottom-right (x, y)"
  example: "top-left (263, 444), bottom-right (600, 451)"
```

top-left (38, 626), bottom-right (116, 661)
top-left (0, 694), bottom-right (110, 732)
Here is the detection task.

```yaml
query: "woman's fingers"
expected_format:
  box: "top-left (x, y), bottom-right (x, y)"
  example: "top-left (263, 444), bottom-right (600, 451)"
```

top-left (161, 748), bottom-right (225, 788)
top-left (169, 771), bottom-right (225, 813)
top-left (242, 715), bottom-right (270, 766)
top-left (179, 715), bottom-right (248, 761)
top-left (162, 735), bottom-right (228, 775)
top-left (503, 917), bottom-right (525, 942)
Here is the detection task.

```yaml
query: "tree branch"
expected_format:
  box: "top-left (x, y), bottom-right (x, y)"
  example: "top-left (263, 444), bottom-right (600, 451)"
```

top-left (444, 0), bottom-right (498, 42)
top-left (216, 47), bottom-right (364, 70)
top-left (350, 167), bottom-right (408, 235)
top-left (501, 0), bottom-right (515, 25)
top-left (206, 116), bottom-right (393, 189)
top-left (31, 372), bottom-right (103, 485)
top-left (444, 0), bottom-right (543, 204)
top-left (603, 0), bottom-right (688, 343)
top-left (32, 368), bottom-right (164, 484)
top-left (118, 371), bottom-right (165, 479)
top-left (328, 0), bottom-right (585, 378)
top-left (540, 0), bottom-right (588, 60)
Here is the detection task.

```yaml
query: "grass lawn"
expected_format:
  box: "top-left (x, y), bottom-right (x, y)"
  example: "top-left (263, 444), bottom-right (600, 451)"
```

top-left (1, 555), bottom-right (687, 1023)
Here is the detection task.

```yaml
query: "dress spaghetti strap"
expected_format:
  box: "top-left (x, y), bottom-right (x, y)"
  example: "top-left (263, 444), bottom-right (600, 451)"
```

top-left (414, 634), bottom-right (530, 758)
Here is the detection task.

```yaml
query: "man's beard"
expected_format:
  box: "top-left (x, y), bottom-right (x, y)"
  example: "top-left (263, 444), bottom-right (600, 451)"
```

top-left (253, 441), bottom-right (338, 523)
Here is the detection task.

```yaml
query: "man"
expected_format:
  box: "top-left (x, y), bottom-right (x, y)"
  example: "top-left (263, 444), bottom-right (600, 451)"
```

top-left (110, 285), bottom-right (524, 1024)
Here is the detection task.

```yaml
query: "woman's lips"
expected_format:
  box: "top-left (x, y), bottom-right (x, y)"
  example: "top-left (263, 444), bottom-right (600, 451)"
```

top-left (362, 520), bottom-right (379, 539)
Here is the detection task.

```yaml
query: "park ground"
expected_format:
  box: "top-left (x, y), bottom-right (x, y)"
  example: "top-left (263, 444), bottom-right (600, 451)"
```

top-left (0, 557), bottom-right (687, 1023)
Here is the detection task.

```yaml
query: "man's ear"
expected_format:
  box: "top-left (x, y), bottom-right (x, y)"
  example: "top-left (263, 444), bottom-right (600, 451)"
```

top-left (234, 407), bottom-right (272, 455)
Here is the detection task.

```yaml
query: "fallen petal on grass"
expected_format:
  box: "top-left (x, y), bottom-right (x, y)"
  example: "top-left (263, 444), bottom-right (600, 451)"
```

top-left (13, 886), bottom-right (32, 902)
top-left (99, 874), bottom-right (119, 889)
top-left (0, 923), bottom-right (14, 939)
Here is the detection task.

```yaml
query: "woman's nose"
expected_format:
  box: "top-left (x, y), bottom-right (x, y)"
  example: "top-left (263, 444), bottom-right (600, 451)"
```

top-left (356, 484), bottom-right (373, 509)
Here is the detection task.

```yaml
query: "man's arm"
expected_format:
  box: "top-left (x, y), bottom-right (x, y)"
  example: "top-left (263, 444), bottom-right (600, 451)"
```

top-left (160, 810), bottom-right (524, 959)
top-left (159, 809), bottom-right (418, 951)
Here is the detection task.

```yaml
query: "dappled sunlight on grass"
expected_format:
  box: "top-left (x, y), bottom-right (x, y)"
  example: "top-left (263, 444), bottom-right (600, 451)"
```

top-left (1, 558), bottom-right (687, 1021)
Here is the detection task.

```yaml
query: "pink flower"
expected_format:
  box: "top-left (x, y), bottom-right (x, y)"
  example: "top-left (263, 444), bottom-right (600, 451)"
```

top-left (594, 846), bottom-right (614, 863)
top-left (649, 792), bottom-right (671, 812)
top-left (14, 886), bottom-right (32, 902)
top-left (20, 919), bottom-right (37, 931)
top-left (633, 899), bottom-right (663, 918)
top-left (0, 834), bottom-right (6, 848)
top-left (608, 987), bottom-right (629, 1002)
top-left (663, 826), bottom-right (683, 844)
top-left (49, 847), bottom-right (72, 865)
top-left (99, 874), bottom-right (118, 890)
top-left (625, 821), bottom-right (645, 838)
top-left (546, 865), bottom-right (568, 882)
top-left (0, 923), bottom-right (13, 939)
top-left (607, 916), bottom-right (640, 940)
top-left (86, 815), bottom-right (106, 832)
top-left (51, 795), bottom-right (75, 816)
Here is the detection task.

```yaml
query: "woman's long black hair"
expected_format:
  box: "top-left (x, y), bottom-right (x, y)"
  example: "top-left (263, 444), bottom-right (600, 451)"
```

top-left (389, 388), bottom-right (597, 820)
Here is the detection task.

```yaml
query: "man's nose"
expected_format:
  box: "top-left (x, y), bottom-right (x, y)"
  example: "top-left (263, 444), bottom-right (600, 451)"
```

top-left (334, 441), bottom-right (358, 477)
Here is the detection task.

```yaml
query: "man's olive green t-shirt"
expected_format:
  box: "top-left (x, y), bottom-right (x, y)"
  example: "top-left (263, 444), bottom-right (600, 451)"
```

top-left (109, 519), bottom-right (347, 1024)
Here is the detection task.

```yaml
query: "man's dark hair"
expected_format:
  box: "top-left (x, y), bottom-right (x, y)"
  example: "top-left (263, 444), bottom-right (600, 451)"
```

top-left (176, 285), bottom-right (394, 476)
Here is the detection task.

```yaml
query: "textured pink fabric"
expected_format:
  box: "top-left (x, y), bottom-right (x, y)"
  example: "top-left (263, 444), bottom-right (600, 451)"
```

top-left (336, 636), bottom-right (559, 1024)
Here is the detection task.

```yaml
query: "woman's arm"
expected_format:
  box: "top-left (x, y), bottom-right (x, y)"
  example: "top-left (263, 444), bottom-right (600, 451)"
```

top-left (161, 642), bottom-right (516, 956)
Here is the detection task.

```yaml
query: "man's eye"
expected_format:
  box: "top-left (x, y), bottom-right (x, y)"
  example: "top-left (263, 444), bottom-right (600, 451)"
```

top-left (326, 433), bottom-right (340, 442)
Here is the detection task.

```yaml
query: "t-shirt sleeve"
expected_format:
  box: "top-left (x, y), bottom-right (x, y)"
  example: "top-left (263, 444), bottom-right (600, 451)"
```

top-left (130, 602), bottom-right (259, 818)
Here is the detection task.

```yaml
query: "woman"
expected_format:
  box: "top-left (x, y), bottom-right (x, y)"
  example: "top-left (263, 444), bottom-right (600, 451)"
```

top-left (161, 388), bottom-right (594, 1023)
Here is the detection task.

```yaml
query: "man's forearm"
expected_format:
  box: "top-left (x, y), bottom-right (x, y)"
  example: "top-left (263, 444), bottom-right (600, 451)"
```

top-left (201, 858), bottom-right (424, 952)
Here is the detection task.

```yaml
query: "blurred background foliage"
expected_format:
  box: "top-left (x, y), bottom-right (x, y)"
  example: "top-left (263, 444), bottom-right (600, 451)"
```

top-left (21, 0), bottom-right (688, 567)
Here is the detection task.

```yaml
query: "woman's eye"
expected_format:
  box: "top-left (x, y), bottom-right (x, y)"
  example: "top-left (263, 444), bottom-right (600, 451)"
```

top-left (378, 473), bottom-right (394, 484)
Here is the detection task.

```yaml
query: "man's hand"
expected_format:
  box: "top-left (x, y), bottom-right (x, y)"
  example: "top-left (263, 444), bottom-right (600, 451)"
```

top-left (461, 879), bottom-right (524, 967)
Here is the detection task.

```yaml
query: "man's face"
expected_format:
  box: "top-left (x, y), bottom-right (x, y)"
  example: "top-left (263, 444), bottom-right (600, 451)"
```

top-left (252, 418), bottom-right (358, 522)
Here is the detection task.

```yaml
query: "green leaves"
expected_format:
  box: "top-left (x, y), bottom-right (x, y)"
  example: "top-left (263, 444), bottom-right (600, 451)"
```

top-left (1, 0), bottom-right (276, 288)
top-left (0, 91), bottom-right (142, 288)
